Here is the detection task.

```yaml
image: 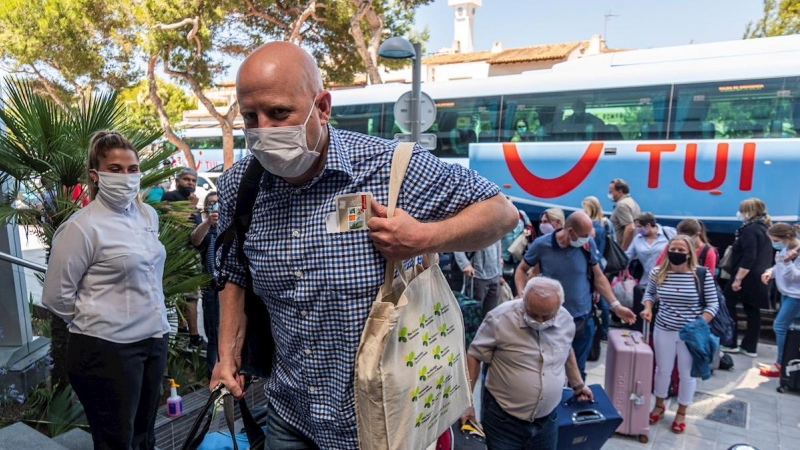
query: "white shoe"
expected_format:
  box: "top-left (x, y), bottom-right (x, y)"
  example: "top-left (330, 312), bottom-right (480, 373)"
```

top-left (741, 349), bottom-right (758, 358)
top-left (720, 345), bottom-right (740, 353)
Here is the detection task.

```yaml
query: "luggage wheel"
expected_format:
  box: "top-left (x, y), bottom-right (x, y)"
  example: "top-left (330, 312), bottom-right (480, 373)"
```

top-left (638, 435), bottom-right (649, 444)
top-left (777, 386), bottom-right (788, 394)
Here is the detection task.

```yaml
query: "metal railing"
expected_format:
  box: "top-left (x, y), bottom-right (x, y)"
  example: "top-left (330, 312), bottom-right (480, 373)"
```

top-left (0, 250), bottom-right (47, 273)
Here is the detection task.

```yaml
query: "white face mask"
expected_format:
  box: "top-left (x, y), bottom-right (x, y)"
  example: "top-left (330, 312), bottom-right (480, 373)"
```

top-left (244, 100), bottom-right (323, 178)
top-left (570, 236), bottom-right (591, 248)
top-left (97, 172), bottom-right (141, 207)
top-left (736, 211), bottom-right (747, 221)
top-left (607, 193), bottom-right (615, 201)
top-left (524, 314), bottom-right (555, 331)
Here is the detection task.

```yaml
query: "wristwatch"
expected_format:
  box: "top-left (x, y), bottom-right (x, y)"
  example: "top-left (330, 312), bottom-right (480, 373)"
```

top-left (572, 382), bottom-right (585, 392)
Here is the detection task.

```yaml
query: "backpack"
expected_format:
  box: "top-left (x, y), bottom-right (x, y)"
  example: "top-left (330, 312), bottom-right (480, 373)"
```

top-left (693, 266), bottom-right (736, 348)
top-left (215, 160), bottom-right (275, 378)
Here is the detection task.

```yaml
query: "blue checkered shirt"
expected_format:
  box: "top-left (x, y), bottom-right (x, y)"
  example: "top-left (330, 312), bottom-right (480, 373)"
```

top-left (216, 126), bottom-right (500, 449)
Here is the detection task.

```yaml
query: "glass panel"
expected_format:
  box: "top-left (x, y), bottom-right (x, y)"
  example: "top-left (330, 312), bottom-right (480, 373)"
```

top-left (330, 103), bottom-right (383, 137)
top-left (671, 77), bottom-right (800, 139)
top-left (501, 85), bottom-right (671, 142)
top-left (384, 96), bottom-right (502, 158)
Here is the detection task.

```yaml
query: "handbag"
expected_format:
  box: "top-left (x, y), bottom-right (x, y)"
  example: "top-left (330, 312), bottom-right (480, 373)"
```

top-left (181, 383), bottom-right (265, 450)
top-left (354, 143), bottom-right (472, 450)
top-left (611, 269), bottom-right (637, 308)
top-left (507, 232), bottom-right (529, 261)
top-left (694, 267), bottom-right (736, 348)
top-left (718, 245), bottom-right (734, 279)
top-left (603, 234), bottom-right (629, 274)
top-left (498, 281), bottom-right (514, 304)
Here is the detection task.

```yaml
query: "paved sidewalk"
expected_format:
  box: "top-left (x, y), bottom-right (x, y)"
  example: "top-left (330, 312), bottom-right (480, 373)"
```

top-left (582, 340), bottom-right (798, 450)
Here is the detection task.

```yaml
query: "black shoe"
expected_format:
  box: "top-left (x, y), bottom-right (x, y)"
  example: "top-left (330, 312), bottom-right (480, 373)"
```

top-left (189, 335), bottom-right (207, 350)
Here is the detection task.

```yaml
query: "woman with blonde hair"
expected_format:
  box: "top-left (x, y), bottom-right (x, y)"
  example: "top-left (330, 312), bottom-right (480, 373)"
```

top-left (760, 223), bottom-right (800, 377)
top-left (583, 196), bottom-right (612, 338)
top-left (641, 235), bottom-right (718, 434)
top-left (722, 197), bottom-right (773, 357)
top-left (42, 131), bottom-right (168, 450)
top-left (538, 207), bottom-right (565, 235)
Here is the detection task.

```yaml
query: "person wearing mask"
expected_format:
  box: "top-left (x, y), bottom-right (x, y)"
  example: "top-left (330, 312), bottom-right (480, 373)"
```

top-left (641, 235), bottom-right (718, 434)
top-left (655, 218), bottom-right (717, 274)
top-left (42, 131), bottom-right (168, 450)
top-left (514, 211), bottom-right (636, 379)
top-left (608, 178), bottom-right (641, 250)
top-left (162, 167), bottom-right (204, 348)
top-left (722, 198), bottom-right (773, 357)
top-left (760, 223), bottom-right (800, 377)
top-left (191, 192), bottom-right (220, 376)
top-left (538, 207), bottom-right (565, 236)
top-left (510, 118), bottom-right (534, 142)
top-left (459, 276), bottom-right (593, 450)
top-left (212, 42), bottom-right (518, 449)
top-left (582, 196), bottom-right (612, 339)
top-left (625, 212), bottom-right (673, 286)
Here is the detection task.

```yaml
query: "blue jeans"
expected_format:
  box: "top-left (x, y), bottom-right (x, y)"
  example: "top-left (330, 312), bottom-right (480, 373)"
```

top-left (571, 313), bottom-right (596, 380)
top-left (201, 288), bottom-right (219, 377)
top-left (265, 401), bottom-right (318, 450)
top-left (482, 389), bottom-right (558, 450)
top-left (775, 294), bottom-right (800, 365)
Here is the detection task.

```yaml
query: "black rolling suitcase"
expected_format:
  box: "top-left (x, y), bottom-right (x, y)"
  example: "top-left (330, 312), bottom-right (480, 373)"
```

top-left (778, 318), bottom-right (800, 393)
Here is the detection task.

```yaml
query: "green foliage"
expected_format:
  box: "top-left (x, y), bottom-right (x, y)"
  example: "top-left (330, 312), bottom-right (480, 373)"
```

top-left (0, 0), bottom-right (138, 99)
top-left (119, 78), bottom-right (195, 131)
top-left (46, 384), bottom-right (86, 437)
top-left (167, 345), bottom-right (206, 395)
top-left (744, 0), bottom-right (800, 38)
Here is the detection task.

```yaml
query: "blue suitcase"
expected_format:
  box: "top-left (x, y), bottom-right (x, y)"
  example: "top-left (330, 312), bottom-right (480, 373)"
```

top-left (556, 384), bottom-right (622, 450)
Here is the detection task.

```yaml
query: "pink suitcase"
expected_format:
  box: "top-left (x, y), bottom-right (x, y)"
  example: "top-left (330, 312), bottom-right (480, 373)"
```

top-left (604, 322), bottom-right (653, 444)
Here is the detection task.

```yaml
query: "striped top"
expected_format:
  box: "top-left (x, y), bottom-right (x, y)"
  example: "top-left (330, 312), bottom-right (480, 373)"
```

top-left (643, 268), bottom-right (719, 332)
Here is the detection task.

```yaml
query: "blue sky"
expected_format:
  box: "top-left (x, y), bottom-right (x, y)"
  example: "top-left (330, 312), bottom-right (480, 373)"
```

top-left (414, 0), bottom-right (766, 53)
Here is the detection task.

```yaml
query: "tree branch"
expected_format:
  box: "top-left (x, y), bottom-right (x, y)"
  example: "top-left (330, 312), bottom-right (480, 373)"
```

top-left (288, 1), bottom-right (322, 43)
top-left (152, 16), bottom-right (202, 59)
top-left (243, 0), bottom-right (288, 30)
top-left (28, 65), bottom-right (69, 109)
top-left (348, 0), bottom-right (382, 84)
top-left (147, 54), bottom-right (195, 168)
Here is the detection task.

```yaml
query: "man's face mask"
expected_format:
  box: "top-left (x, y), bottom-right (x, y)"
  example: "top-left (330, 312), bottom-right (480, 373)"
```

top-left (524, 314), bottom-right (555, 331)
top-left (568, 229), bottom-right (591, 248)
top-left (244, 99), bottom-right (322, 178)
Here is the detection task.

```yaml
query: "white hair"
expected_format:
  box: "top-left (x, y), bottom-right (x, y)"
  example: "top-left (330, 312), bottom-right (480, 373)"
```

top-left (523, 276), bottom-right (565, 306)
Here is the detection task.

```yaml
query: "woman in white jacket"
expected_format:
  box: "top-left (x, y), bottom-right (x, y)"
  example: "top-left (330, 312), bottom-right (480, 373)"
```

top-left (760, 223), bottom-right (800, 377)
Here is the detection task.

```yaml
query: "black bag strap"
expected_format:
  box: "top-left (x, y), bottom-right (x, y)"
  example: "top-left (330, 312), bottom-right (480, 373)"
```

top-left (216, 160), bottom-right (267, 290)
top-left (180, 383), bottom-right (266, 450)
top-left (694, 266), bottom-right (708, 308)
top-left (697, 244), bottom-right (712, 267)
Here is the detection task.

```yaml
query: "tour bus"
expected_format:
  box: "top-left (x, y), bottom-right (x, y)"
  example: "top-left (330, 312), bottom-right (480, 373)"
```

top-left (165, 127), bottom-right (249, 172)
top-left (327, 34), bottom-right (800, 235)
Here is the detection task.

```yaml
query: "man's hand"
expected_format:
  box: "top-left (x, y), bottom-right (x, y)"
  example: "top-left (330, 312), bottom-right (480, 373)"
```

top-left (209, 359), bottom-right (245, 399)
top-left (573, 385), bottom-right (593, 402)
top-left (188, 193), bottom-right (199, 208)
top-left (462, 264), bottom-right (476, 278)
top-left (459, 406), bottom-right (476, 426)
top-left (613, 304), bottom-right (636, 324)
top-left (761, 270), bottom-right (772, 285)
top-left (208, 210), bottom-right (219, 226)
top-left (732, 279), bottom-right (742, 292)
top-left (368, 200), bottom-right (432, 260)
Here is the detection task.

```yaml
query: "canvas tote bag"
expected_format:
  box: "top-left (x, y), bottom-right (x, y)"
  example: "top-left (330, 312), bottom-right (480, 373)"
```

top-left (354, 143), bottom-right (473, 450)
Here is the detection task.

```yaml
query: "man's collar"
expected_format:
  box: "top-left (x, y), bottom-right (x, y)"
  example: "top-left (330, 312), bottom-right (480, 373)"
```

top-left (551, 228), bottom-right (567, 248)
top-left (321, 124), bottom-right (354, 180)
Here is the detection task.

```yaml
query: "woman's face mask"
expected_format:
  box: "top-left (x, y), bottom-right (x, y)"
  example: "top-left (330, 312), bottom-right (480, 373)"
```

top-left (244, 99), bottom-right (322, 178)
top-left (95, 172), bottom-right (141, 207)
top-left (539, 222), bottom-right (555, 235)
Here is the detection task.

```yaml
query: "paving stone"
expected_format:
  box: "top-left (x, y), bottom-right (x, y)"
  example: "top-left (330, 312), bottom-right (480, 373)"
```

top-left (51, 428), bottom-right (93, 450)
top-left (0, 422), bottom-right (68, 450)
top-left (683, 435), bottom-right (717, 450)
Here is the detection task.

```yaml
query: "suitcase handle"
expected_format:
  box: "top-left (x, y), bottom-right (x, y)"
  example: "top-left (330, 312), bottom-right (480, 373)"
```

top-left (570, 409), bottom-right (606, 425)
top-left (563, 395), bottom-right (597, 407)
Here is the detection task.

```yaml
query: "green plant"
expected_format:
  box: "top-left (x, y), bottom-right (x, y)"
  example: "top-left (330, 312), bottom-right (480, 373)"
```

top-left (46, 385), bottom-right (86, 437)
top-left (166, 346), bottom-right (203, 394)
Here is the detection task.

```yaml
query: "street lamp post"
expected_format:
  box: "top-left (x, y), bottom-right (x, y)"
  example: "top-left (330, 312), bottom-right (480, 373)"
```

top-left (378, 37), bottom-right (422, 142)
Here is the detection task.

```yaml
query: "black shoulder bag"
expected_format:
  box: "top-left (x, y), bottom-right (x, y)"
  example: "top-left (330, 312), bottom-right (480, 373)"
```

top-left (215, 160), bottom-right (274, 378)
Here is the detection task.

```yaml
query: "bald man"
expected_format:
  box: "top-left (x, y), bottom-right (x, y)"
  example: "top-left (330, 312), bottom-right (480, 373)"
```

top-left (462, 276), bottom-right (593, 450)
top-left (212, 42), bottom-right (518, 449)
top-left (514, 211), bottom-right (636, 379)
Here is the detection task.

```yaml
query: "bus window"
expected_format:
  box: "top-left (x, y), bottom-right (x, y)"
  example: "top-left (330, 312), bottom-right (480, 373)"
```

top-left (385, 96), bottom-right (501, 158)
top-left (502, 86), bottom-right (670, 142)
top-left (330, 103), bottom-right (383, 137)
top-left (671, 77), bottom-right (800, 139)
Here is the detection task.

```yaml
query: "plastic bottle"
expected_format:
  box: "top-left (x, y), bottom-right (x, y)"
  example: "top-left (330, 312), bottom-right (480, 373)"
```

top-left (166, 379), bottom-right (183, 418)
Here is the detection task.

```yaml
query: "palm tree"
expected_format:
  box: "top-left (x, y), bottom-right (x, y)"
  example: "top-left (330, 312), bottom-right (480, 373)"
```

top-left (0, 78), bottom-right (207, 390)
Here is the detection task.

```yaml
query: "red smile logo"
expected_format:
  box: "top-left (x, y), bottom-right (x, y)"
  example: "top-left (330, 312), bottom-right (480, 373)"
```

top-left (502, 142), bottom-right (604, 199)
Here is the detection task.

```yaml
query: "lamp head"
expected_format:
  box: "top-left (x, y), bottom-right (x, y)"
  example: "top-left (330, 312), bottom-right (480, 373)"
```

top-left (378, 37), bottom-right (416, 60)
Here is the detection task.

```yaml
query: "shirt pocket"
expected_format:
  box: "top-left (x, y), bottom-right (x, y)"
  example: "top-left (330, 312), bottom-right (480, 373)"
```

top-left (323, 231), bottom-right (382, 294)
top-left (547, 345), bottom-right (570, 375)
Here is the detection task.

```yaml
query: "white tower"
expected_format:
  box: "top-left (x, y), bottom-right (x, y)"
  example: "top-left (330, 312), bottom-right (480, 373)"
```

top-left (449, 0), bottom-right (481, 53)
